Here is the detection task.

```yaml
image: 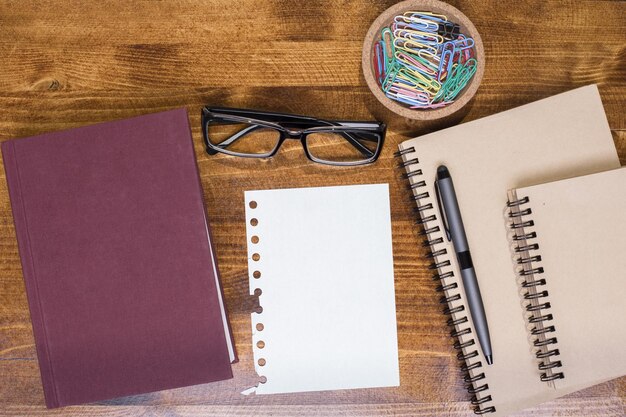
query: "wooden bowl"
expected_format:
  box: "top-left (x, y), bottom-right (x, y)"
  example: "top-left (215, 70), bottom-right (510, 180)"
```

top-left (362, 0), bottom-right (485, 120)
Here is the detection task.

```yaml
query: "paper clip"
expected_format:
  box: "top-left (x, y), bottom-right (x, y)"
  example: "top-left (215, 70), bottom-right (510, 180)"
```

top-left (395, 52), bottom-right (437, 77)
top-left (382, 62), bottom-right (401, 93)
top-left (408, 11), bottom-right (448, 25)
top-left (381, 28), bottom-right (395, 68)
top-left (437, 41), bottom-right (456, 81)
top-left (394, 37), bottom-right (438, 56)
top-left (373, 41), bottom-right (384, 85)
top-left (373, 10), bottom-right (478, 109)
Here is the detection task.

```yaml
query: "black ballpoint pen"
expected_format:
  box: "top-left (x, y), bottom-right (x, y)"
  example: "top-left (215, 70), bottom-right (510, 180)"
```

top-left (435, 165), bottom-right (494, 365)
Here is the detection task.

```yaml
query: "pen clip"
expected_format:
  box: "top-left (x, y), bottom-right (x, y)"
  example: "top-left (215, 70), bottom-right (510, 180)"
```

top-left (434, 179), bottom-right (452, 242)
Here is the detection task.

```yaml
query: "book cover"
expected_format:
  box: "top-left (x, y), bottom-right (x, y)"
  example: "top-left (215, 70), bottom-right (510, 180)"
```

top-left (1, 109), bottom-right (235, 407)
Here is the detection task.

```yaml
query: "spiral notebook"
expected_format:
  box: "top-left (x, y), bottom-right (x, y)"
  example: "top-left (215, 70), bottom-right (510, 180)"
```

top-left (397, 85), bottom-right (623, 415)
top-left (242, 184), bottom-right (399, 394)
top-left (507, 167), bottom-right (626, 394)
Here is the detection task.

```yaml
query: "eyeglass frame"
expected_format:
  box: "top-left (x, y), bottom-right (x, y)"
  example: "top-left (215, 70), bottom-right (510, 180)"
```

top-left (201, 107), bottom-right (386, 166)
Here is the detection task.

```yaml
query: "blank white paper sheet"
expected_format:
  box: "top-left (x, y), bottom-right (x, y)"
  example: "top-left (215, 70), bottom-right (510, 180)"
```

top-left (244, 184), bottom-right (399, 394)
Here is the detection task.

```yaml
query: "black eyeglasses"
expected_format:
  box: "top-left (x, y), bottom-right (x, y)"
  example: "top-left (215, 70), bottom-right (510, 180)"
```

top-left (201, 107), bottom-right (386, 166)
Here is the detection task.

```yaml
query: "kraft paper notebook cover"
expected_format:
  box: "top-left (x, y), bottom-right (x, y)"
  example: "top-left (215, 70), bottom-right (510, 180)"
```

top-left (396, 85), bottom-right (620, 415)
top-left (242, 184), bottom-right (399, 395)
top-left (1, 109), bottom-right (236, 408)
top-left (507, 167), bottom-right (626, 393)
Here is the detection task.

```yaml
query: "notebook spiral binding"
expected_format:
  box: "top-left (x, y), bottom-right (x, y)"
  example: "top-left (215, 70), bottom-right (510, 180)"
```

top-left (395, 147), bottom-right (496, 415)
top-left (507, 196), bottom-right (565, 383)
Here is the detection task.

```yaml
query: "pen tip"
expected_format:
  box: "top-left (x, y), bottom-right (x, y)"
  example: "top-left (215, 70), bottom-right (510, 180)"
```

top-left (486, 355), bottom-right (493, 365)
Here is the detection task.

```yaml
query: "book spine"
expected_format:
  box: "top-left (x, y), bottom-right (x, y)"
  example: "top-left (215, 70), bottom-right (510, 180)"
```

top-left (2, 142), bottom-right (60, 408)
top-left (187, 110), bottom-right (238, 363)
top-left (396, 146), bottom-right (495, 415)
top-left (506, 192), bottom-right (564, 383)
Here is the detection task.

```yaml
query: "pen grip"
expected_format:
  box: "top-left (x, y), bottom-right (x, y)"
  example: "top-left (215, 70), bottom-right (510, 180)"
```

top-left (460, 268), bottom-right (492, 359)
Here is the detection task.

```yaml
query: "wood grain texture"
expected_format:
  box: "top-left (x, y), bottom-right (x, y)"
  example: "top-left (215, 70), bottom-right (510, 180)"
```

top-left (0, 1), bottom-right (624, 416)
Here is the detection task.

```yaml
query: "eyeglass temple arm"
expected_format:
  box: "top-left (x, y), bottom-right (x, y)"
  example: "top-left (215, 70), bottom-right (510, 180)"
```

top-left (212, 124), bottom-right (264, 149)
top-left (216, 127), bottom-right (376, 158)
top-left (333, 122), bottom-right (385, 157)
top-left (216, 125), bottom-right (375, 157)
top-left (209, 107), bottom-right (382, 131)
top-left (335, 121), bottom-right (383, 129)
top-left (207, 108), bottom-right (320, 124)
top-left (336, 132), bottom-right (376, 157)
top-left (318, 120), bottom-right (382, 157)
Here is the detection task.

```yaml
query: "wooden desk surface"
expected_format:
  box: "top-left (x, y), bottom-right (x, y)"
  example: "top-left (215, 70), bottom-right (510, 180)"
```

top-left (0, 1), bottom-right (624, 416)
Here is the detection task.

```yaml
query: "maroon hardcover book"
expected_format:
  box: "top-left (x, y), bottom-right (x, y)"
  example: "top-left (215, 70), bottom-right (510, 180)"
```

top-left (1, 109), bottom-right (236, 408)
